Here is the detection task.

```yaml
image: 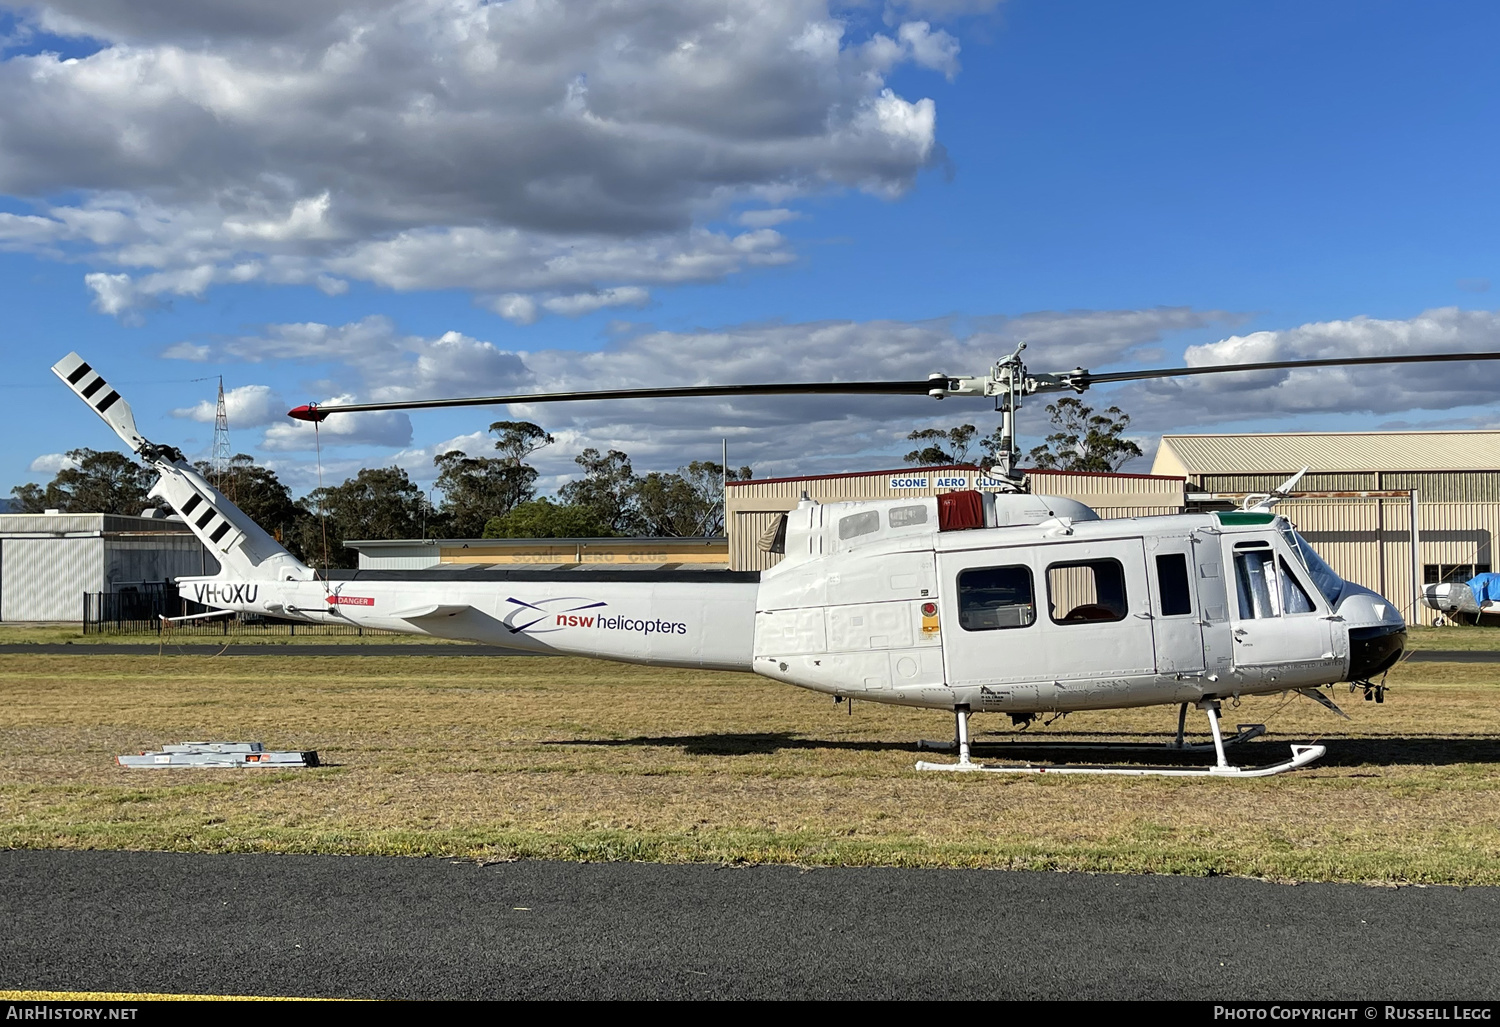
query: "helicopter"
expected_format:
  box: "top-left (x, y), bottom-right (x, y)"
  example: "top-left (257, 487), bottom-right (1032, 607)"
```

top-left (51, 346), bottom-right (1500, 777)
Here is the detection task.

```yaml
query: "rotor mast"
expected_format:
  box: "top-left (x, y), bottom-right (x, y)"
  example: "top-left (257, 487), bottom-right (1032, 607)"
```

top-left (924, 342), bottom-right (1090, 484)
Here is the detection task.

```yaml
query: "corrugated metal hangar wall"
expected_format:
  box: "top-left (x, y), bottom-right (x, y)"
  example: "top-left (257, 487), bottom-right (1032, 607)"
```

top-left (0, 513), bottom-right (212, 622)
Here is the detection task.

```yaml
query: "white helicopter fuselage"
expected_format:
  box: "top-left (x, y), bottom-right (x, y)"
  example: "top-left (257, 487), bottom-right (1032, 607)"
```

top-left (181, 490), bottom-right (1408, 715)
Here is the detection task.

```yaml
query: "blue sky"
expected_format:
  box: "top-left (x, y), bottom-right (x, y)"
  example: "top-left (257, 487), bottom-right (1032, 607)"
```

top-left (3, 0), bottom-right (1500, 498)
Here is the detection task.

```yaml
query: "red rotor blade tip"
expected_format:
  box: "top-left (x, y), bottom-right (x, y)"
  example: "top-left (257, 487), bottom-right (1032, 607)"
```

top-left (287, 404), bottom-right (328, 422)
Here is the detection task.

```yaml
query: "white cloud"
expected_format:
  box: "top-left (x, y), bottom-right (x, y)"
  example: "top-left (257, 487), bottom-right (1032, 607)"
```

top-left (488, 294), bottom-right (539, 325)
top-left (541, 287), bottom-right (651, 318)
top-left (83, 272), bottom-right (136, 315)
top-left (1117, 307), bottom-right (1500, 432)
top-left (161, 341), bottom-right (210, 361)
top-left (737, 208), bottom-right (801, 228)
top-left (28, 451), bottom-right (81, 474)
top-left (171, 384), bottom-right (284, 428)
top-left (0, 0), bottom-right (960, 317)
top-left (897, 22), bottom-right (960, 80)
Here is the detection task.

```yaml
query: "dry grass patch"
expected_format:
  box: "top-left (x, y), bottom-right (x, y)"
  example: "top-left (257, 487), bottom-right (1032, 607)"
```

top-left (1, 652), bottom-right (1498, 883)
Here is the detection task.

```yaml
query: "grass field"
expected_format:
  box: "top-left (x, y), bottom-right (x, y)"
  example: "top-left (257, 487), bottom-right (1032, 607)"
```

top-left (2, 650), bottom-right (1499, 884)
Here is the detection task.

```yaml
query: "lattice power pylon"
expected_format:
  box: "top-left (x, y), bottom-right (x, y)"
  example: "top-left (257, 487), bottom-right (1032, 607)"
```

top-left (211, 376), bottom-right (232, 495)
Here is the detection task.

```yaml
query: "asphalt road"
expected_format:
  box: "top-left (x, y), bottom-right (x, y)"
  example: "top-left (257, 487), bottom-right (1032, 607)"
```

top-left (2, 850), bottom-right (1497, 1000)
top-left (2, 643), bottom-right (1499, 662)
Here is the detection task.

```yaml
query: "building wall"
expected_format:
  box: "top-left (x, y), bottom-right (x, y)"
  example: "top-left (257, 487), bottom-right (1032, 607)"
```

top-left (0, 515), bottom-right (211, 622)
top-left (1193, 470), bottom-right (1500, 501)
top-left (1, 537), bottom-right (102, 621)
top-left (438, 539), bottom-right (728, 566)
top-left (355, 543), bottom-right (443, 570)
top-left (352, 538), bottom-right (729, 569)
top-left (105, 537), bottom-right (218, 587)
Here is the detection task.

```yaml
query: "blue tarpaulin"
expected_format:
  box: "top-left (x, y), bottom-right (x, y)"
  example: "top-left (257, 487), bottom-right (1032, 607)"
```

top-left (1468, 573), bottom-right (1500, 604)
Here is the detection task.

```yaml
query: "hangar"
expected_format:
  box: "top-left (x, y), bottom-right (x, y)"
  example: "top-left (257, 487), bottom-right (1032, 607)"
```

top-left (0, 511), bottom-right (212, 622)
top-left (1154, 430), bottom-right (1500, 624)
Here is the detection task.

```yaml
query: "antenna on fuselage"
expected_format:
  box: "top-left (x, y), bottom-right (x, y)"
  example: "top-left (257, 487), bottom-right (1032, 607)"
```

top-left (1242, 466), bottom-right (1309, 512)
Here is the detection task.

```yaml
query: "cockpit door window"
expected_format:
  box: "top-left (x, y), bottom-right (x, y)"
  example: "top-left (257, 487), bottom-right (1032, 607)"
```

top-left (1234, 547), bottom-right (1279, 619)
top-left (1279, 558), bottom-right (1316, 615)
top-left (1233, 542), bottom-right (1320, 618)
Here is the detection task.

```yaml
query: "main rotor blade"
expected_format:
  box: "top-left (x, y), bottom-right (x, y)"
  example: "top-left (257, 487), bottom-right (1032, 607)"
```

top-left (1079, 351), bottom-right (1500, 386)
top-left (286, 350), bottom-right (1500, 421)
top-left (288, 380), bottom-right (936, 421)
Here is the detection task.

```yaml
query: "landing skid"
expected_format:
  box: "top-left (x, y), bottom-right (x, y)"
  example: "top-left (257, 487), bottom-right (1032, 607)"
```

top-left (915, 701), bottom-right (1323, 778)
top-left (915, 743), bottom-right (1325, 777)
top-left (916, 723), bottom-right (1267, 754)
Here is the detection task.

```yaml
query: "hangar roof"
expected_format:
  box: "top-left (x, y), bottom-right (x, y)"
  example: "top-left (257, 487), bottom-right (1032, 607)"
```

top-left (1153, 431), bottom-right (1500, 476)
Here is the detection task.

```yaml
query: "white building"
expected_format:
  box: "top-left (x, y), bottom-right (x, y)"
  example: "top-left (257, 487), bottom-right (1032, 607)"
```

top-left (0, 512), bottom-right (213, 622)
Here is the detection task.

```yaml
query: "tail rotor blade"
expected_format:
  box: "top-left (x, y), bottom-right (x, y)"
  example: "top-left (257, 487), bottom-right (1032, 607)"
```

top-left (51, 352), bottom-right (148, 453)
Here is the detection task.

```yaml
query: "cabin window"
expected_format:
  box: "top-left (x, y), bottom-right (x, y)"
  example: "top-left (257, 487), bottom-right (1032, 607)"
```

top-left (1155, 553), bottom-right (1193, 616)
top-left (1279, 558), bottom-right (1316, 614)
top-left (957, 565), bottom-right (1036, 631)
top-left (838, 510), bottom-right (880, 540)
top-left (889, 504), bottom-right (928, 528)
top-left (1047, 559), bottom-right (1128, 624)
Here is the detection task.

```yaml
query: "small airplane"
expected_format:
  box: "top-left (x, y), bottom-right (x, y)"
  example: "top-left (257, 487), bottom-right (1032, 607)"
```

top-left (53, 346), bottom-right (1500, 777)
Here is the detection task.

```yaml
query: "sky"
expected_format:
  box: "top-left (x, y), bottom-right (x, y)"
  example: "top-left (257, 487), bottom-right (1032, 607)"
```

top-left (3, 0), bottom-right (1500, 499)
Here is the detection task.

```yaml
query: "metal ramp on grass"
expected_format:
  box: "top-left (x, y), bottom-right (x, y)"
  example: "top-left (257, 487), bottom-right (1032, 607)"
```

top-left (117, 741), bottom-right (319, 768)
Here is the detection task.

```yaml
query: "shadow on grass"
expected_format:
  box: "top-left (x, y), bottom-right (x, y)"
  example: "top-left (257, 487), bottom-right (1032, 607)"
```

top-left (549, 732), bottom-right (1500, 768)
top-left (548, 732), bottom-right (911, 756)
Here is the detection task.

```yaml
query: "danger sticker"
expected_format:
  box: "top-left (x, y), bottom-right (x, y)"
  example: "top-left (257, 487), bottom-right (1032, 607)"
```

top-left (326, 595), bottom-right (375, 607)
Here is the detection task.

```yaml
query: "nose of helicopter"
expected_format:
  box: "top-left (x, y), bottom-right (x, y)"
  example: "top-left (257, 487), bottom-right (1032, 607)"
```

top-left (1335, 582), bottom-right (1408, 680)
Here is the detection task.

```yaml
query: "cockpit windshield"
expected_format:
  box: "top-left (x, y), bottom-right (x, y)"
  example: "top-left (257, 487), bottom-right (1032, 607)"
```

top-left (1279, 523), bottom-right (1344, 606)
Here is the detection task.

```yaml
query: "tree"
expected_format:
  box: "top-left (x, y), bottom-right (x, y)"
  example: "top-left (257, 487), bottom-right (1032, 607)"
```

top-left (295, 466), bottom-right (430, 568)
top-left (903, 425), bottom-right (977, 466)
top-left (433, 420), bottom-right (554, 537)
top-left (558, 448), bottom-right (640, 533)
top-left (1025, 398), bottom-right (1143, 472)
top-left (10, 448), bottom-right (155, 514)
top-left (490, 421), bottom-right (554, 466)
top-left (482, 498), bottom-right (616, 539)
top-left (634, 461), bottom-right (751, 537)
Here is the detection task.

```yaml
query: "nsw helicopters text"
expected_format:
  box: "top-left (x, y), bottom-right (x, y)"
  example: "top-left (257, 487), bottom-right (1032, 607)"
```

top-left (555, 613), bottom-right (687, 635)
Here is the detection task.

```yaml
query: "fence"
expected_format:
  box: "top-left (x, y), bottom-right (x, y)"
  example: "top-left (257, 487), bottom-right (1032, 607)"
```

top-left (82, 587), bottom-right (399, 637)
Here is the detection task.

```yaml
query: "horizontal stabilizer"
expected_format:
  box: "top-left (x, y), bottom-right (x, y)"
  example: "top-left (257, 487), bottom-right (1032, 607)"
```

top-left (388, 604), bottom-right (474, 621)
top-left (51, 352), bottom-right (147, 453)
